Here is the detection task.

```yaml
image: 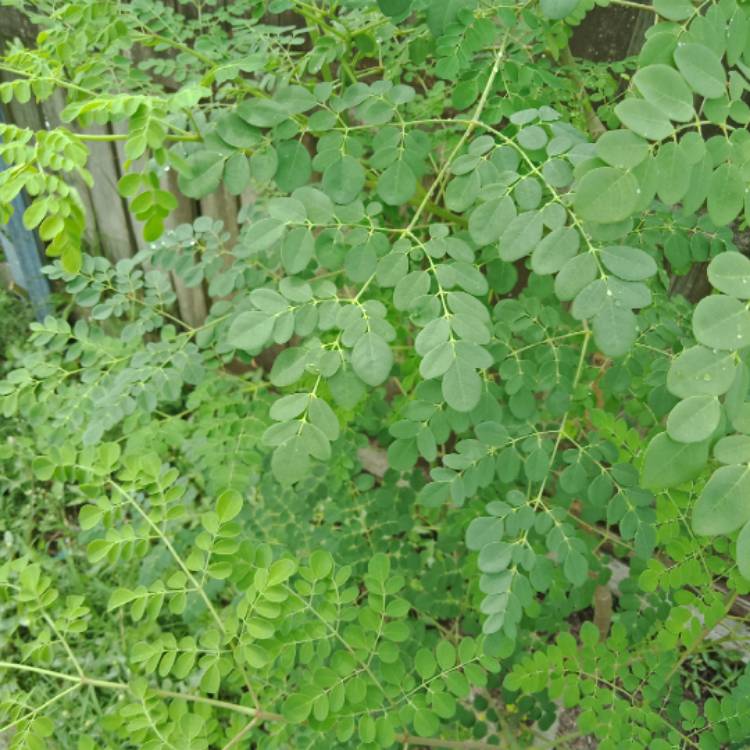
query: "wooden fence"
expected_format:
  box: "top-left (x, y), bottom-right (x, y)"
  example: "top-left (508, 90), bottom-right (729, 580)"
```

top-left (0, 3), bottom-right (663, 328)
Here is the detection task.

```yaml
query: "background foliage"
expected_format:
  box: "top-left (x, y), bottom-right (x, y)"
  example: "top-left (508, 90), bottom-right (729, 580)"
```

top-left (3, 0), bottom-right (750, 748)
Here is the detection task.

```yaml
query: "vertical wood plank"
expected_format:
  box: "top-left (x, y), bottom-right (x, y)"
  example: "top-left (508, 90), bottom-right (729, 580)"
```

top-left (164, 169), bottom-right (208, 327)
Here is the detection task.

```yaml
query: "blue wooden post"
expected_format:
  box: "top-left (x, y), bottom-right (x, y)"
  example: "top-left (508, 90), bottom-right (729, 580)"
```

top-left (0, 105), bottom-right (51, 320)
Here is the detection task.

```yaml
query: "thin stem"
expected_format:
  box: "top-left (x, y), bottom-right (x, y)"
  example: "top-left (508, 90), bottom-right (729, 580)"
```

top-left (398, 734), bottom-right (502, 749)
top-left (609, 0), bottom-right (659, 11)
top-left (109, 479), bottom-right (225, 633)
top-left (80, 133), bottom-right (200, 143)
top-left (406, 38), bottom-right (508, 231)
top-left (0, 662), bottom-right (280, 721)
top-left (221, 719), bottom-right (258, 749)
top-left (0, 683), bottom-right (80, 734)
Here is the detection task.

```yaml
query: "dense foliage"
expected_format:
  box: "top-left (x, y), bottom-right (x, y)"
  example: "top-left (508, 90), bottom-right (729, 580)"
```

top-left (4, 0), bottom-right (750, 747)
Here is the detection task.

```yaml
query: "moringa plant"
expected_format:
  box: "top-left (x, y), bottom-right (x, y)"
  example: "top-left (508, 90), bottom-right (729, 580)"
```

top-left (2, 0), bottom-right (750, 748)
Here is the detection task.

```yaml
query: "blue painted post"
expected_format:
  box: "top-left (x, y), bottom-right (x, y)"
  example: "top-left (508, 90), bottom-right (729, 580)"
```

top-left (0, 104), bottom-right (51, 320)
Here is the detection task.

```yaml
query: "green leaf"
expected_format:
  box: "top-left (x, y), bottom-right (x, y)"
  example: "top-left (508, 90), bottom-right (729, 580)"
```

top-left (377, 160), bottom-right (417, 206)
top-left (117, 174), bottom-right (142, 198)
top-left (478, 541), bottom-right (512, 573)
top-left (674, 43), bottom-right (725, 99)
top-left (641, 433), bottom-right (709, 490)
top-left (415, 648), bottom-right (437, 679)
top-left (555, 253), bottom-right (597, 301)
top-left (600, 245), bottom-right (657, 281)
top-left (666, 396), bottom-right (721, 443)
top-left (237, 98), bottom-right (288, 127)
top-left (224, 152), bottom-right (251, 195)
top-left (736, 519), bottom-right (750, 579)
top-left (530, 227), bottom-right (579, 275)
top-left (281, 227), bottom-right (314, 274)
top-left (469, 197), bottom-right (516, 246)
top-left (351, 332), bottom-right (393, 386)
top-left (275, 141), bottom-right (312, 193)
top-left (573, 167), bottom-right (639, 224)
top-left (592, 301), bottom-right (637, 357)
top-left (178, 151), bottom-right (225, 199)
top-left (442, 359), bottom-right (481, 412)
top-left (272, 436), bottom-right (310, 485)
top-left (245, 218), bottom-right (285, 251)
top-left (654, 0), bottom-right (693, 20)
top-left (377, 0), bottom-right (412, 17)
top-left (693, 465), bottom-right (750, 535)
top-left (413, 709), bottom-right (439, 737)
top-left (322, 155), bottom-right (365, 204)
top-left (692, 295), bottom-right (750, 350)
top-left (39, 214), bottom-right (64, 241)
top-left (707, 165), bottom-right (744, 226)
top-left (539, 0), bottom-right (579, 19)
top-left (595, 129), bottom-right (650, 170)
top-left (667, 345), bottom-right (736, 398)
top-left (499, 210), bottom-right (544, 262)
top-left (283, 693), bottom-right (312, 723)
top-left (466, 516), bottom-right (503, 551)
top-left (708, 252), bottom-right (750, 299)
top-left (714, 434), bottom-right (750, 464)
top-left (23, 199), bottom-right (48, 230)
top-left (655, 142), bottom-right (691, 204)
top-left (216, 489), bottom-right (243, 522)
top-left (217, 112), bottom-right (259, 148)
top-left (614, 98), bottom-right (674, 141)
top-left (632, 64), bottom-right (694, 122)
top-left (107, 588), bottom-right (136, 610)
top-left (227, 311), bottom-right (274, 351)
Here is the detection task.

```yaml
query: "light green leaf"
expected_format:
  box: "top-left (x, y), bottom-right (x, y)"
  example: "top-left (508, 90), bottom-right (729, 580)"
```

top-left (654, 0), bottom-right (693, 20)
top-left (272, 437), bottom-right (310, 486)
top-left (736, 519), bottom-right (750, 579)
top-left (216, 489), bottom-right (243, 522)
top-left (707, 165), bottom-right (744, 226)
top-left (554, 253), bottom-right (597, 301)
top-left (377, 0), bottom-right (412, 16)
top-left (178, 151), bottom-right (225, 199)
top-left (351, 332), bottom-right (393, 386)
top-left (714, 434), bottom-right (750, 465)
top-left (573, 167), bottom-right (639, 224)
top-left (281, 227), bottom-right (314, 274)
top-left (692, 294), bottom-right (750, 350)
top-left (466, 516), bottom-right (503, 551)
top-left (595, 129), bottom-right (649, 170)
top-left (227, 311), bottom-right (273, 351)
top-left (442, 359), bottom-right (481, 412)
top-left (708, 252), bottom-right (750, 299)
top-left (245, 218), bottom-right (285, 251)
top-left (614, 98), bottom-right (674, 141)
top-left (655, 142), bottom-right (691, 204)
top-left (468, 196), bottom-right (516, 246)
top-left (693, 465), bottom-right (750, 535)
top-left (633, 64), bottom-right (694, 122)
top-left (641, 433), bottom-right (709, 490)
top-left (217, 112), bottom-right (259, 148)
top-left (498, 211), bottom-right (544, 262)
top-left (666, 395), bottom-right (721, 443)
top-left (275, 141), bottom-right (312, 192)
top-left (674, 43), bottom-right (725, 99)
top-left (667, 345), bottom-right (736, 398)
top-left (592, 301), bottom-right (637, 357)
top-left (600, 245), bottom-right (657, 281)
top-left (377, 160), bottom-right (417, 206)
top-left (322, 155), bottom-right (365, 204)
top-left (530, 226), bottom-right (579, 275)
top-left (539, 0), bottom-right (578, 19)
top-left (224, 152), bottom-right (251, 195)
